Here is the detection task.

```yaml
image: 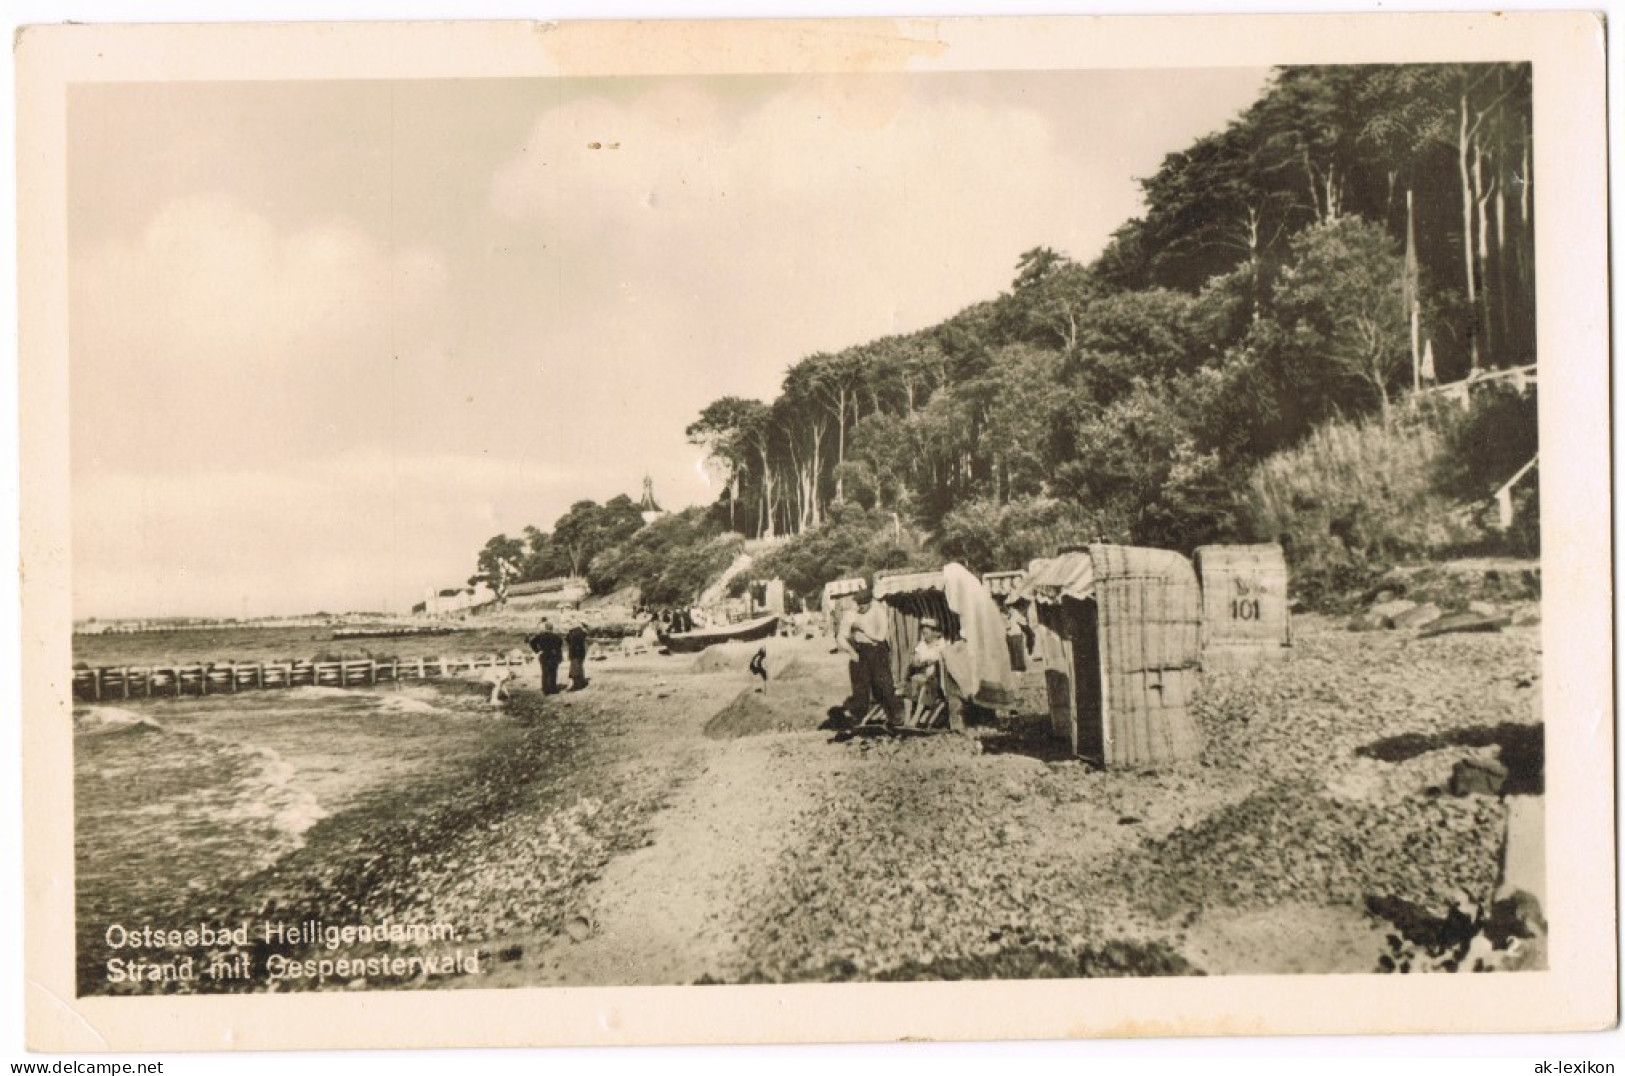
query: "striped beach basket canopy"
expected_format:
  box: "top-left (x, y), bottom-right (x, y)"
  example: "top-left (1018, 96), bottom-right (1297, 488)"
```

top-left (980, 569), bottom-right (1027, 601)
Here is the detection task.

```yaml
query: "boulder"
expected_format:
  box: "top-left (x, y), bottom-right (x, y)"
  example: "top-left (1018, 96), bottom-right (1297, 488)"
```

top-left (1391, 602), bottom-right (1443, 631)
top-left (1419, 610), bottom-right (1510, 638)
top-left (1510, 604), bottom-right (1542, 627)
top-left (1361, 576), bottom-right (1408, 605)
top-left (1486, 888), bottom-right (1546, 941)
top-left (1468, 601), bottom-right (1500, 618)
top-left (1448, 756), bottom-right (1508, 796)
top-left (1370, 599), bottom-right (1417, 624)
top-left (1350, 600), bottom-right (1417, 631)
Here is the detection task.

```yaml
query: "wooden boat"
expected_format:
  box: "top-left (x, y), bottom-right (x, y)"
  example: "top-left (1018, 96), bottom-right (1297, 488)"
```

top-left (658, 613), bottom-right (779, 654)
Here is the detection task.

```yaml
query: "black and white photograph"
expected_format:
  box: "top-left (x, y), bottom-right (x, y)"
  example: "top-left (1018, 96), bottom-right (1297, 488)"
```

top-left (16, 12), bottom-right (1614, 1052)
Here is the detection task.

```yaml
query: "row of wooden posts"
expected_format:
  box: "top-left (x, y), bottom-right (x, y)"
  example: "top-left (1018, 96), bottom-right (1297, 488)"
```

top-left (72, 653), bottom-right (530, 702)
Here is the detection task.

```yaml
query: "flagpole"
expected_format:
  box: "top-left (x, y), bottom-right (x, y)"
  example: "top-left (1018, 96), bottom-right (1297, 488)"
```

top-left (1407, 188), bottom-right (1421, 394)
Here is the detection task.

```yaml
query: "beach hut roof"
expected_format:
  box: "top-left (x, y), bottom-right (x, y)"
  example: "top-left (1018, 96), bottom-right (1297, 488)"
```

top-left (872, 568), bottom-right (948, 599)
top-left (1013, 550), bottom-right (1094, 604)
top-left (1015, 545), bottom-right (1195, 605)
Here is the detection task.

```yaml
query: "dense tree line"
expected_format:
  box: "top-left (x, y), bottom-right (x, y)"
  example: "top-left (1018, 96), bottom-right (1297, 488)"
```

top-left (469, 495), bottom-right (645, 596)
top-left (687, 64), bottom-right (1535, 568)
top-left (470, 64), bottom-right (1535, 607)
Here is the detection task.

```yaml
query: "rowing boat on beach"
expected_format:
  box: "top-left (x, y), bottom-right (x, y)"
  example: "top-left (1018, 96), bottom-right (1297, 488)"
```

top-left (658, 613), bottom-right (779, 654)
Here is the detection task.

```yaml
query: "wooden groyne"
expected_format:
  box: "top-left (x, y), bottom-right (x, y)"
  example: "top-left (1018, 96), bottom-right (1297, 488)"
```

top-left (72, 653), bottom-right (530, 702)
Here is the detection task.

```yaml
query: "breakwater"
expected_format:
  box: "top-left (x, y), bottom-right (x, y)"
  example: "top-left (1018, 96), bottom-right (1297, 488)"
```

top-left (73, 653), bottom-right (530, 701)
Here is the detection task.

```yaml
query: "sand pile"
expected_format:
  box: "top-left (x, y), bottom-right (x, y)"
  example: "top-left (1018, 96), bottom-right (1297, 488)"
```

top-left (687, 638), bottom-right (811, 675)
top-left (688, 641), bottom-right (764, 674)
top-left (704, 679), bottom-right (839, 739)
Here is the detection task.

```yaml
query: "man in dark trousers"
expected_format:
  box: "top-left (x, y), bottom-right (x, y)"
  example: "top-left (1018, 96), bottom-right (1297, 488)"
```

top-left (565, 620), bottom-right (590, 691)
top-left (527, 620), bottom-right (564, 694)
top-left (838, 587), bottom-right (901, 726)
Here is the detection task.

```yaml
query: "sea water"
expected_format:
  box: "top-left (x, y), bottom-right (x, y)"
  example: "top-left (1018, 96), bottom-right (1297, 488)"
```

top-left (73, 680), bottom-right (531, 974)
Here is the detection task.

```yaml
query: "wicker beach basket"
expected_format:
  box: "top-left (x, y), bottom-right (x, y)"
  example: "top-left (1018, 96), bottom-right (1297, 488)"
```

top-left (1193, 543), bottom-right (1291, 670)
top-left (1016, 544), bottom-right (1203, 769)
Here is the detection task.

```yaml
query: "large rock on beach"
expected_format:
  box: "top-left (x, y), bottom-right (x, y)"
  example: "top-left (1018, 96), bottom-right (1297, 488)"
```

top-left (1346, 611), bottom-right (1384, 632)
top-left (1419, 611), bottom-right (1510, 639)
top-left (1448, 756), bottom-right (1508, 796)
top-left (1391, 602), bottom-right (1443, 631)
top-left (1350, 600), bottom-right (1417, 631)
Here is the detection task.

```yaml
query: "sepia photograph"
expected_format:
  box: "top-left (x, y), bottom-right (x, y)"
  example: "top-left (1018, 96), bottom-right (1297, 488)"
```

top-left (16, 12), bottom-right (1614, 1052)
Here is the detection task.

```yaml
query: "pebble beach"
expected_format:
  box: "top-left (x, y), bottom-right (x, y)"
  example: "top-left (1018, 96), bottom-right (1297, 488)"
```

top-left (75, 614), bottom-right (1543, 994)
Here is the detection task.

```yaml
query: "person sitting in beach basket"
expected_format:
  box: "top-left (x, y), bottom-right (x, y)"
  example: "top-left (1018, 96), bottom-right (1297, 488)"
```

top-left (903, 616), bottom-right (949, 726)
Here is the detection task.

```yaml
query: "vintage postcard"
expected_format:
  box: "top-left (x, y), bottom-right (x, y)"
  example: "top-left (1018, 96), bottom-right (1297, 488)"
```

top-left (18, 13), bottom-right (1614, 1052)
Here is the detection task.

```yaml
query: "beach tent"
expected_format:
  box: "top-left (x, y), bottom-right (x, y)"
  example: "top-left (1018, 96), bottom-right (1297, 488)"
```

top-left (871, 563), bottom-right (1015, 709)
top-left (1193, 543), bottom-right (1291, 670)
top-left (1012, 545), bottom-right (1202, 769)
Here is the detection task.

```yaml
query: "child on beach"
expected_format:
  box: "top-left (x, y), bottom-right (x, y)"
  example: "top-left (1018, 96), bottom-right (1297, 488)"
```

top-left (903, 617), bottom-right (947, 724)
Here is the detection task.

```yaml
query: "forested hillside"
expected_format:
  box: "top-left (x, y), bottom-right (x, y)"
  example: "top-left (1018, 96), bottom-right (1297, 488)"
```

top-left (476, 63), bottom-right (1538, 607)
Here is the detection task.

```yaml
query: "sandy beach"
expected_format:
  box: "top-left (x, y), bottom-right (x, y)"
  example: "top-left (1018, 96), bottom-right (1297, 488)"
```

top-left (74, 613), bottom-right (1542, 994)
top-left (348, 616), bottom-right (1543, 985)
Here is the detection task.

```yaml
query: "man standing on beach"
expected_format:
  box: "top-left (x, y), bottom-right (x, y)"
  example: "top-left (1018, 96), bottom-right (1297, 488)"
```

top-left (839, 588), bottom-right (901, 726)
top-left (565, 620), bottom-right (590, 691)
top-left (528, 620), bottom-right (564, 694)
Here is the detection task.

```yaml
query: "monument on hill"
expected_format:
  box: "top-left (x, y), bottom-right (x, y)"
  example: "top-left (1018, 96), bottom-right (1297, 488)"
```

top-left (639, 474), bottom-right (665, 525)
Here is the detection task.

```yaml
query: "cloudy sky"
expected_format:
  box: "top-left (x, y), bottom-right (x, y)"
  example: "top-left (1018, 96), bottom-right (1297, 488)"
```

top-left (69, 69), bottom-right (1269, 619)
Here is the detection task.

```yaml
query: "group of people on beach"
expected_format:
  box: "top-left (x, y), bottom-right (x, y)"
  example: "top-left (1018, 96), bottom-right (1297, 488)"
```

top-left (835, 587), bottom-right (963, 731)
top-left (636, 606), bottom-right (707, 635)
top-left (526, 619), bottom-right (591, 694)
top-left (835, 584), bottom-right (1036, 732)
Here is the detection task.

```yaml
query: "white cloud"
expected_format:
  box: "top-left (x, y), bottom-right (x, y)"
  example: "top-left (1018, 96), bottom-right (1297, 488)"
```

top-left (71, 195), bottom-right (450, 475)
